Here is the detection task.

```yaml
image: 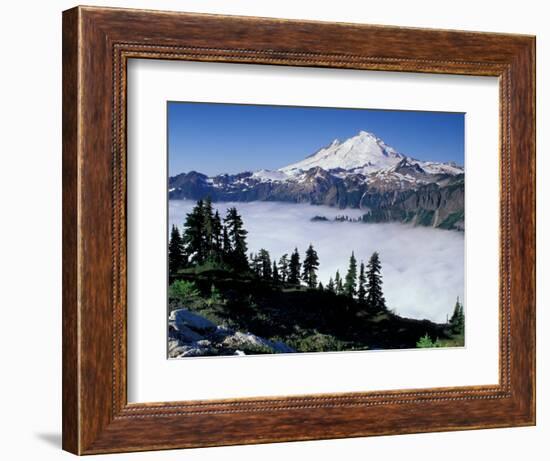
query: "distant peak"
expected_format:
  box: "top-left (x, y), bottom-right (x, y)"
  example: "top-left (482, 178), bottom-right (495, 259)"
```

top-left (279, 129), bottom-right (403, 173)
top-left (359, 130), bottom-right (376, 138)
top-left (358, 130), bottom-right (376, 137)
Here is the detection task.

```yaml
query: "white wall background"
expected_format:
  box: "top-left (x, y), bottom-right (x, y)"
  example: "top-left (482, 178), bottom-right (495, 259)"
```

top-left (0, 0), bottom-right (546, 459)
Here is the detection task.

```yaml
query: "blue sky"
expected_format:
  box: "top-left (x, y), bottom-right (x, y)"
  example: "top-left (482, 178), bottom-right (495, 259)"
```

top-left (168, 102), bottom-right (464, 176)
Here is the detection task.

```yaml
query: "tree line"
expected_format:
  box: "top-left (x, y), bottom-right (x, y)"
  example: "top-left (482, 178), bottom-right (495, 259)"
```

top-left (169, 198), bottom-right (388, 313)
top-left (249, 246), bottom-right (387, 313)
top-left (169, 197), bottom-right (250, 275)
top-left (417, 297), bottom-right (465, 347)
top-left (170, 198), bottom-right (464, 331)
top-left (449, 297), bottom-right (465, 335)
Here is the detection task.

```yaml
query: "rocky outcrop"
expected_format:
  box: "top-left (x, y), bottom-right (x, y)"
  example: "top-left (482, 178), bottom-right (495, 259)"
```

top-left (168, 308), bottom-right (295, 358)
top-left (360, 178), bottom-right (465, 230)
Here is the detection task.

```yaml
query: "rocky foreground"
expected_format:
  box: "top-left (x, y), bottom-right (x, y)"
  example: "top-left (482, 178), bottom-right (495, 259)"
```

top-left (168, 308), bottom-right (295, 358)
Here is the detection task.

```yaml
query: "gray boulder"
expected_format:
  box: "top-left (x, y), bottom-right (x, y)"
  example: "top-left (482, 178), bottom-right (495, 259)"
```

top-left (167, 308), bottom-right (295, 358)
top-left (170, 308), bottom-right (216, 332)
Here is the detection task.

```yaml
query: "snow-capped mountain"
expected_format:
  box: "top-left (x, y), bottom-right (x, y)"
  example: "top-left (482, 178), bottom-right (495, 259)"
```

top-left (279, 130), bottom-right (462, 180)
top-left (169, 130), bottom-right (465, 230)
top-left (281, 131), bottom-right (405, 175)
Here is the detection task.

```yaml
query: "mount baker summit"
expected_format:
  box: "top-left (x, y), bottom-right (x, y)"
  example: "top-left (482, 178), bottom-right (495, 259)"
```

top-left (169, 130), bottom-right (464, 231)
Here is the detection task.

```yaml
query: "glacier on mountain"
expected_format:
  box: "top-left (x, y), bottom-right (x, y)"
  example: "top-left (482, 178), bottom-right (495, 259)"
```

top-left (227, 130), bottom-right (463, 186)
top-left (280, 130), bottom-right (406, 175)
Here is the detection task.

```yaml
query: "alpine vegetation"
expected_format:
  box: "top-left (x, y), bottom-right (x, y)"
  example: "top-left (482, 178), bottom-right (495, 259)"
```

top-left (168, 199), bottom-right (465, 357)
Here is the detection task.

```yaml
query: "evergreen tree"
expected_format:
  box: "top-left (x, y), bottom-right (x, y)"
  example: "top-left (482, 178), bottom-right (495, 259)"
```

top-left (459, 303), bottom-right (465, 333)
top-left (202, 196), bottom-right (215, 258)
top-left (416, 333), bottom-right (436, 348)
top-left (182, 199), bottom-right (206, 264)
top-left (211, 210), bottom-right (223, 257)
top-left (278, 254), bottom-right (289, 283)
top-left (327, 277), bottom-right (336, 293)
top-left (357, 261), bottom-right (367, 303)
top-left (449, 297), bottom-right (459, 324)
top-left (449, 297), bottom-right (465, 335)
top-left (250, 252), bottom-right (262, 277)
top-left (317, 281), bottom-right (324, 291)
top-left (168, 225), bottom-right (185, 277)
top-left (366, 252), bottom-right (386, 312)
top-left (222, 225), bottom-right (231, 257)
top-left (302, 244), bottom-right (320, 288)
top-left (344, 251), bottom-right (358, 298)
top-left (288, 248), bottom-right (301, 285)
top-left (335, 270), bottom-right (343, 295)
top-left (272, 261), bottom-right (280, 285)
top-left (258, 249), bottom-right (272, 280)
top-left (224, 207), bottom-right (249, 271)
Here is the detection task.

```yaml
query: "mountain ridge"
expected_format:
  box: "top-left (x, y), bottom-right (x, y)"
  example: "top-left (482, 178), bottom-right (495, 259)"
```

top-left (169, 130), bottom-right (465, 231)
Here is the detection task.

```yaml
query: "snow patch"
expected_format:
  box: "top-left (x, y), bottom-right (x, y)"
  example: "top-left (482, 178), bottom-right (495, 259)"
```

top-left (280, 130), bottom-right (405, 174)
top-left (421, 162), bottom-right (464, 175)
top-left (251, 169), bottom-right (290, 182)
top-left (278, 130), bottom-right (463, 178)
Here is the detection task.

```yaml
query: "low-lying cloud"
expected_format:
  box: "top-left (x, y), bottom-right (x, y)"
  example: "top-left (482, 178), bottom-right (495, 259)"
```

top-left (169, 200), bottom-right (464, 323)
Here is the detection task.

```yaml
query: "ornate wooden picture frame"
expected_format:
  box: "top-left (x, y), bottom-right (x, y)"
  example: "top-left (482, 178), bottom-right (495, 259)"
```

top-left (62, 5), bottom-right (535, 455)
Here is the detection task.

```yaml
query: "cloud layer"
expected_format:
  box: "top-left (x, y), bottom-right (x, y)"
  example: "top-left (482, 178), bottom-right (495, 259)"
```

top-left (169, 200), bottom-right (464, 323)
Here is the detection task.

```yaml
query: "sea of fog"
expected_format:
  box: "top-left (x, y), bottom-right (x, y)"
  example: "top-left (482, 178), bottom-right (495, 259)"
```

top-left (169, 200), bottom-right (464, 323)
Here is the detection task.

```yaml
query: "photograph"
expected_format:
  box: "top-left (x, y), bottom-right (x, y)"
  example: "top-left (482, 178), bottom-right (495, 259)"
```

top-left (54, 4), bottom-right (537, 455)
top-left (167, 102), bottom-right (466, 358)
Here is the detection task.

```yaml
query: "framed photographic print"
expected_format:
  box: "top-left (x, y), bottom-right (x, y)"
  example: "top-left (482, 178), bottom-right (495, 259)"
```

top-left (62, 6), bottom-right (535, 455)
